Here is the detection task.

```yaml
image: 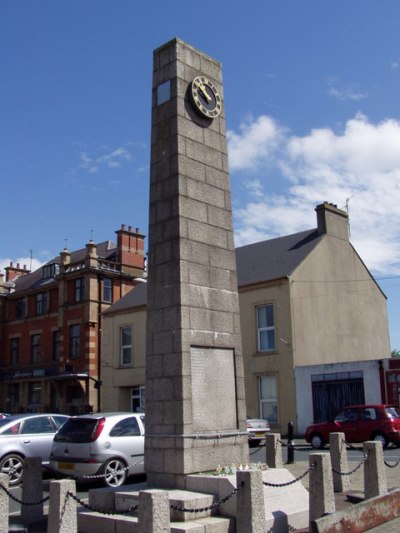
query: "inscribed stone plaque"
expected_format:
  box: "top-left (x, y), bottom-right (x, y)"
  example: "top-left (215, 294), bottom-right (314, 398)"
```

top-left (190, 346), bottom-right (237, 432)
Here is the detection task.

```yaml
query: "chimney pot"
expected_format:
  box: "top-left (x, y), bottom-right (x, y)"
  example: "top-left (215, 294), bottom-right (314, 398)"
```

top-left (121, 224), bottom-right (126, 230)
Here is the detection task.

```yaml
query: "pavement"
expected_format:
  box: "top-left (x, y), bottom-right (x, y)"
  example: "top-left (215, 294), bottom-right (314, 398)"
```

top-left (8, 455), bottom-right (400, 532)
top-left (286, 459), bottom-right (400, 532)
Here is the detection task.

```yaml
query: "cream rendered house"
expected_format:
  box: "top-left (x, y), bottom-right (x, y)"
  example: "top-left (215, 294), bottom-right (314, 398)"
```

top-left (101, 203), bottom-right (391, 434)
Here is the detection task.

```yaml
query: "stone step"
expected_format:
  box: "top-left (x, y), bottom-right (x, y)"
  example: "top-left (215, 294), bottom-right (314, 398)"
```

top-left (115, 488), bottom-right (217, 522)
top-left (170, 515), bottom-right (235, 532)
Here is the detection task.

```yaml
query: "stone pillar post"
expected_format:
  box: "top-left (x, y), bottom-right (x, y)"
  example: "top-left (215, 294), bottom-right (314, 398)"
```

top-left (47, 479), bottom-right (77, 533)
top-left (329, 432), bottom-right (350, 493)
top-left (236, 470), bottom-right (266, 533)
top-left (138, 489), bottom-right (170, 533)
top-left (21, 457), bottom-right (43, 524)
top-left (309, 453), bottom-right (335, 523)
top-left (363, 441), bottom-right (387, 499)
top-left (0, 474), bottom-right (9, 533)
top-left (265, 433), bottom-right (282, 468)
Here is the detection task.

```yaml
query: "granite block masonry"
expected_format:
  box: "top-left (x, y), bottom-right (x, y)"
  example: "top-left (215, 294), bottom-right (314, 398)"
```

top-left (145, 38), bottom-right (249, 489)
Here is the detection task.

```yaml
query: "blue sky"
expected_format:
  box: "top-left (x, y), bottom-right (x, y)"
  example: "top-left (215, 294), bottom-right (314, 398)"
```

top-left (1, 1), bottom-right (400, 349)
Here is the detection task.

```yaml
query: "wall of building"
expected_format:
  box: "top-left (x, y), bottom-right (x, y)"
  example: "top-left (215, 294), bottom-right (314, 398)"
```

top-left (102, 306), bottom-right (146, 411)
top-left (295, 359), bottom-right (384, 434)
top-left (291, 236), bottom-right (391, 366)
top-left (238, 280), bottom-right (295, 434)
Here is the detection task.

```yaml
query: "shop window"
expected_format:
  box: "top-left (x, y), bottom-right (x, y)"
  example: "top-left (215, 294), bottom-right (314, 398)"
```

top-left (28, 382), bottom-right (41, 405)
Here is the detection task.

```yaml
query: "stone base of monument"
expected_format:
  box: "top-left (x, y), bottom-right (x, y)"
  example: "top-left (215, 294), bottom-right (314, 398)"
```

top-left (186, 468), bottom-right (309, 532)
top-left (77, 467), bottom-right (309, 532)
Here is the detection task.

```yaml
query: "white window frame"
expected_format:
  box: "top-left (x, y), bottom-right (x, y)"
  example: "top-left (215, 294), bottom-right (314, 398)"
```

top-left (259, 375), bottom-right (278, 424)
top-left (120, 326), bottom-right (132, 366)
top-left (256, 303), bottom-right (276, 352)
top-left (131, 385), bottom-right (145, 413)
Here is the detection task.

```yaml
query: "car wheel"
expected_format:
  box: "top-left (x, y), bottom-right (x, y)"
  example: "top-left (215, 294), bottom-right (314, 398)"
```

top-left (0, 454), bottom-right (25, 486)
top-left (372, 432), bottom-right (388, 449)
top-left (102, 458), bottom-right (128, 488)
top-left (310, 433), bottom-right (325, 450)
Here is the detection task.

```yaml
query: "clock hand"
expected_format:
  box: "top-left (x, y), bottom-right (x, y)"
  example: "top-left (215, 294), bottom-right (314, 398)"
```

top-left (197, 82), bottom-right (212, 102)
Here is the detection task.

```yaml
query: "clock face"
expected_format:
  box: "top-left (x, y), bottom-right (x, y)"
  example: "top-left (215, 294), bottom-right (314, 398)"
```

top-left (190, 76), bottom-right (222, 119)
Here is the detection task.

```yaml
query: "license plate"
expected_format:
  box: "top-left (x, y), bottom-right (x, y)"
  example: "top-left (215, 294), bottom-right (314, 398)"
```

top-left (58, 462), bottom-right (75, 471)
top-left (255, 432), bottom-right (264, 437)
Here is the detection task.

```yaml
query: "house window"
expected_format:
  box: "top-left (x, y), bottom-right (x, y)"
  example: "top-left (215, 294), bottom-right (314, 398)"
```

top-left (259, 375), bottom-right (278, 424)
top-left (256, 304), bottom-right (276, 352)
top-left (42, 263), bottom-right (59, 279)
top-left (28, 382), bottom-right (41, 405)
top-left (10, 338), bottom-right (19, 365)
top-left (75, 278), bottom-right (85, 302)
top-left (36, 293), bottom-right (48, 315)
top-left (131, 386), bottom-right (146, 413)
top-left (103, 278), bottom-right (113, 303)
top-left (15, 298), bottom-right (27, 319)
top-left (31, 334), bottom-right (41, 363)
top-left (120, 326), bottom-right (132, 366)
top-left (69, 324), bottom-right (80, 359)
top-left (53, 331), bottom-right (61, 361)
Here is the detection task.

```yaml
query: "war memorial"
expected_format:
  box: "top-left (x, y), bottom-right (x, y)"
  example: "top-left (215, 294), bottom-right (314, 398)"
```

top-left (3, 38), bottom-right (399, 533)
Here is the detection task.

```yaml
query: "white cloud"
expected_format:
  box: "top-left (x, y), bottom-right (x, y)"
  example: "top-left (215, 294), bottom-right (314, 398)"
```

top-left (327, 77), bottom-right (367, 101)
top-left (228, 113), bottom-right (400, 276)
top-left (79, 144), bottom-right (134, 174)
top-left (227, 115), bottom-right (285, 171)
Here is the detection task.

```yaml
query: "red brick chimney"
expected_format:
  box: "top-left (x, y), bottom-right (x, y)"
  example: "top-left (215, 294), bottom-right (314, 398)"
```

top-left (115, 225), bottom-right (145, 275)
top-left (5, 262), bottom-right (30, 282)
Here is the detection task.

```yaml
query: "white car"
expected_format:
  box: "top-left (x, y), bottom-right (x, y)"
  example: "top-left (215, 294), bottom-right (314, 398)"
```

top-left (50, 412), bottom-right (145, 487)
top-left (0, 413), bottom-right (69, 485)
top-left (246, 417), bottom-right (270, 447)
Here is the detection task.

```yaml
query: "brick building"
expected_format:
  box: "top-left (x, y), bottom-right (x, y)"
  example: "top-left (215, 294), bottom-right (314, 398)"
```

top-left (0, 225), bottom-right (145, 415)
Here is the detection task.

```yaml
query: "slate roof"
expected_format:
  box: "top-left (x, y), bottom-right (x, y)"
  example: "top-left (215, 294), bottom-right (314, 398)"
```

top-left (235, 229), bottom-right (321, 286)
top-left (104, 228), bottom-right (322, 314)
top-left (11, 241), bottom-right (117, 293)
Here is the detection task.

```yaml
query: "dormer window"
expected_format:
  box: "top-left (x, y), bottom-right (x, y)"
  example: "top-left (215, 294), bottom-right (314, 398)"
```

top-left (42, 263), bottom-right (59, 279)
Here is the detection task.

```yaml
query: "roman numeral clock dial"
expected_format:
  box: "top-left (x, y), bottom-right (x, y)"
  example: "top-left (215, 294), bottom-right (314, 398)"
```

top-left (190, 76), bottom-right (222, 119)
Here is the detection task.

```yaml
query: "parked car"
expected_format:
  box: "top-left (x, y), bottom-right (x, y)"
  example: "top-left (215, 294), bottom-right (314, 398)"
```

top-left (50, 412), bottom-right (145, 487)
top-left (0, 413), bottom-right (69, 485)
top-left (0, 413), bottom-right (11, 420)
top-left (305, 404), bottom-right (400, 449)
top-left (246, 417), bottom-right (270, 446)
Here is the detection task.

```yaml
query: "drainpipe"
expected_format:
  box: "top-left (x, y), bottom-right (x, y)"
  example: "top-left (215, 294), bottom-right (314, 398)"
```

top-left (96, 275), bottom-right (103, 412)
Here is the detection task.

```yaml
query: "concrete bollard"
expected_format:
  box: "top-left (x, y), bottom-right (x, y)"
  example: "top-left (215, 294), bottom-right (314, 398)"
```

top-left (329, 432), bottom-right (350, 493)
top-left (236, 469), bottom-right (266, 533)
top-left (0, 474), bottom-right (9, 533)
top-left (47, 479), bottom-right (77, 533)
top-left (21, 457), bottom-right (43, 525)
top-left (309, 452), bottom-right (335, 523)
top-left (265, 433), bottom-right (282, 468)
top-left (138, 489), bottom-right (170, 533)
top-left (363, 440), bottom-right (387, 499)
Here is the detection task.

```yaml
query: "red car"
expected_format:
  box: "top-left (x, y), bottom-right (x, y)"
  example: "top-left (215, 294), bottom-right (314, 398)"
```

top-left (305, 404), bottom-right (400, 449)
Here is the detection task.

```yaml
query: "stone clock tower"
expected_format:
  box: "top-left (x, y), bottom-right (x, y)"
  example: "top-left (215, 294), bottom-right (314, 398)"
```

top-left (145, 38), bottom-right (249, 489)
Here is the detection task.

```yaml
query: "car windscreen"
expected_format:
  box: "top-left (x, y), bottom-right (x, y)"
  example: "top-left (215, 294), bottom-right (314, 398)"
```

top-left (385, 406), bottom-right (400, 419)
top-left (53, 418), bottom-right (99, 443)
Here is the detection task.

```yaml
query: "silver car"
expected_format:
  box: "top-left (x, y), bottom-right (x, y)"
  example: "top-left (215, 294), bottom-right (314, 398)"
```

top-left (0, 413), bottom-right (69, 485)
top-left (50, 412), bottom-right (145, 487)
top-left (246, 417), bottom-right (271, 447)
